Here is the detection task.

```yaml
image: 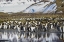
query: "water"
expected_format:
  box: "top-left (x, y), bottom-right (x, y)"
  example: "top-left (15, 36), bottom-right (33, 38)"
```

top-left (0, 29), bottom-right (64, 42)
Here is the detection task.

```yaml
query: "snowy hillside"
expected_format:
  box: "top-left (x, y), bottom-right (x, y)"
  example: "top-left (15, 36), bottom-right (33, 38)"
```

top-left (23, 2), bottom-right (57, 13)
top-left (0, 0), bottom-right (56, 14)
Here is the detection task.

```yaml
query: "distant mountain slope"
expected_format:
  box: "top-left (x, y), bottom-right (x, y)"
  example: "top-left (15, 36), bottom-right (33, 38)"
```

top-left (23, 1), bottom-right (57, 13)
